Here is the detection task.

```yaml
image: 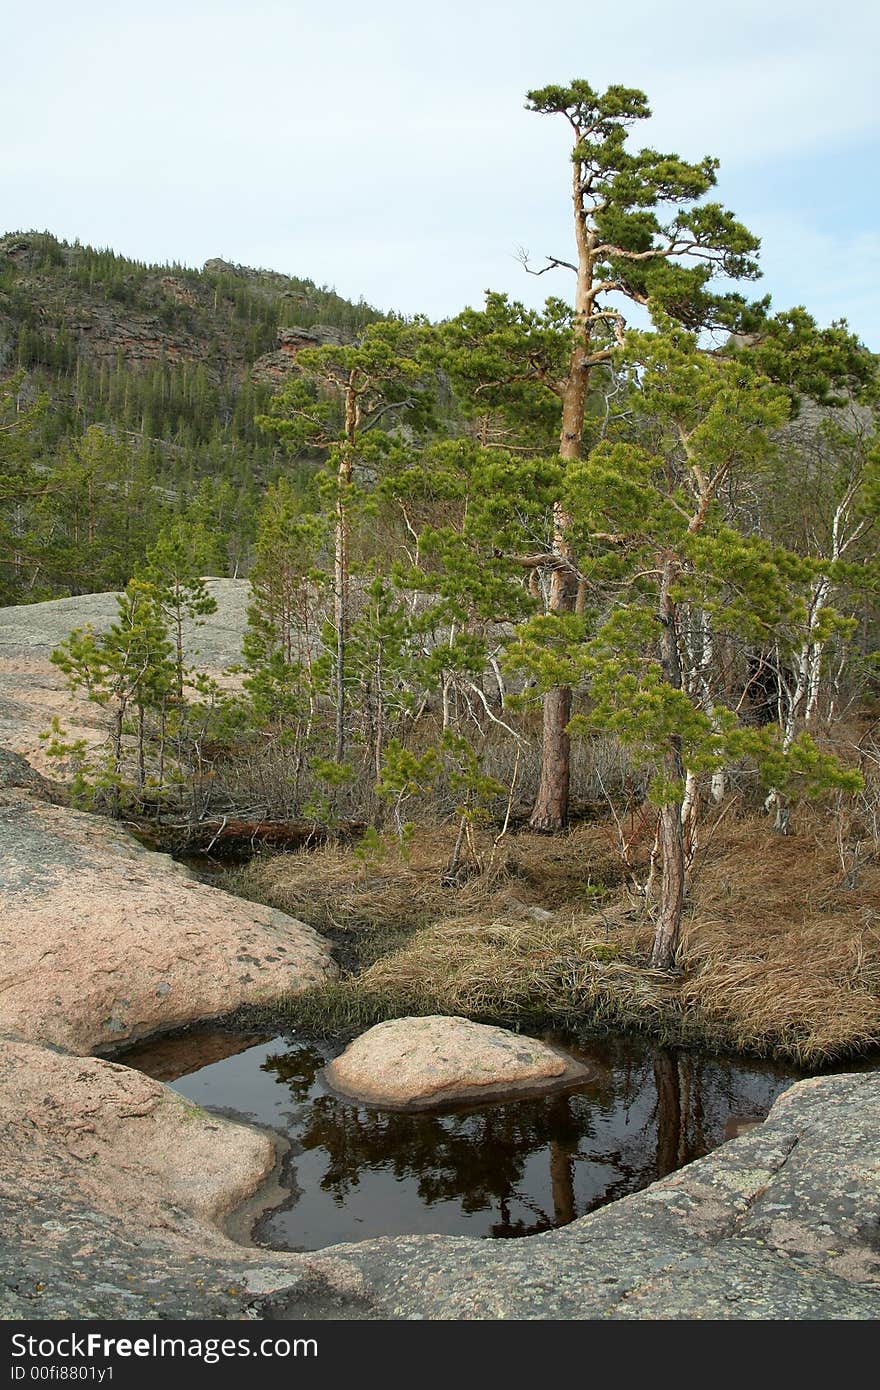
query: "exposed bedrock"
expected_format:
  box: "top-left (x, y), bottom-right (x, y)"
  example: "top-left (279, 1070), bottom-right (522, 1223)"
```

top-left (0, 579), bottom-right (250, 774)
top-left (0, 1054), bottom-right (877, 1320)
top-left (0, 792), bottom-right (336, 1054)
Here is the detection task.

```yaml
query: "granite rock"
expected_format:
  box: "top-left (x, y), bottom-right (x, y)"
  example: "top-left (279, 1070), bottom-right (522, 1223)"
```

top-left (1, 1061), bottom-right (877, 1321)
top-left (0, 794), bottom-right (336, 1054)
top-left (323, 1014), bottom-right (591, 1108)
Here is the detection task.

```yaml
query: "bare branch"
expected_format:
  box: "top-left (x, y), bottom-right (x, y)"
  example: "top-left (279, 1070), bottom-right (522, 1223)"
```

top-left (465, 681), bottom-right (528, 746)
top-left (517, 246), bottom-right (578, 276)
top-left (361, 397), bottom-right (418, 433)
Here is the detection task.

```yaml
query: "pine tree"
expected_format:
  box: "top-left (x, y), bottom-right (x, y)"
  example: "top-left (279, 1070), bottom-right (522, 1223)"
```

top-left (259, 320), bottom-right (432, 762)
top-left (446, 79), bottom-right (766, 830)
top-left (36, 424), bottom-right (166, 594)
top-left (0, 373), bottom-right (47, 602)
top-left (51, 580), bottom-right (174, 810)
top-left (142, 518), bottom-right (218, 699)
top-left (507, 322), bottom-right (862, 966)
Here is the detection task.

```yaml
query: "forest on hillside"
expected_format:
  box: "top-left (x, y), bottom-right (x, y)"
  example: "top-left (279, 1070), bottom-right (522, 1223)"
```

top-left (0, 230), bottom-right (384, 590)
top-left (2, 81), bottom-right (880, 1030)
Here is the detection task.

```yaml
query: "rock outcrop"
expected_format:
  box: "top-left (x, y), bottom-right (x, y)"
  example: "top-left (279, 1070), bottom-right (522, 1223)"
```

top-left (0, 580), bottom-right (340, 1055)
top-left (0, 1040), bottom-right (277, 1238)
top-left (323, 1015), bottom-right (591, 1108)
top-left (0, 578), bottom-right (250, 774)
top-left (0, 793), bottom-right (336, 1054)
top-left (0, 1037), bottom-right (342, 1320)
top-left (251, 325), bottom-right (350, 385)
top-left (0, 233), bottom-right (375, 399)
top-left (0, 746), bottom-right (52, 798)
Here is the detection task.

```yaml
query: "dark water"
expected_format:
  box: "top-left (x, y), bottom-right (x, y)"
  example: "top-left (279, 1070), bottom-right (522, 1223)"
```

top-left (124, 1027), bottom-right (811, 1252)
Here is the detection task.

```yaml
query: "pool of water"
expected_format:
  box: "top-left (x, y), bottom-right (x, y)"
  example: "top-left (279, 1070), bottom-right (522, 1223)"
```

top-left (123, 1027), bottom-right (812, 1251)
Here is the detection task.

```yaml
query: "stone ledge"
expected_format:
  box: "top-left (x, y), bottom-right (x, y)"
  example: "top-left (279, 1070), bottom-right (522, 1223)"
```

top-left (0, 794), bottom-right (337, 1054)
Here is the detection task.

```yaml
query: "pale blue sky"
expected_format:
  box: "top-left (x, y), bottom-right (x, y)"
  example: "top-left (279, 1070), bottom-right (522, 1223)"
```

top-left (3, 1), bottom-right (878, 344)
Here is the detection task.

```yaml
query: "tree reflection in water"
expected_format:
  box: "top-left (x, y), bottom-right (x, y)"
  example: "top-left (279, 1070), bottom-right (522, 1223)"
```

top-left (252, 1036), bottom-right (803, 1248)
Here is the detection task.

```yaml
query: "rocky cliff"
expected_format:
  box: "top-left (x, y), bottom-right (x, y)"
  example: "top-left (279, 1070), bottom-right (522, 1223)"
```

top-left (0, 230), bottom-right (376, 387)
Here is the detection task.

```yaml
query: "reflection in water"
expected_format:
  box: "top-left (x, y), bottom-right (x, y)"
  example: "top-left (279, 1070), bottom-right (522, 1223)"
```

top-left (112, 1028), bottom-right (273, 1083)
top-left (654, 1050), bottom-right (685, 1177)
top-left (129, 1029), bottom-right (812, 1252)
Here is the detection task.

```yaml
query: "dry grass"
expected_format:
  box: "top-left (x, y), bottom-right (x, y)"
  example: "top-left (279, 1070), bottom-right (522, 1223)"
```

top-left (678, 812), bottom-right (880, 1062)
top-left (357, 911), bottom-right (677, 1027)
top-left (230, 807), bottom-right (880, 1064)
top-left (227, 822), bottom-right (625, 937)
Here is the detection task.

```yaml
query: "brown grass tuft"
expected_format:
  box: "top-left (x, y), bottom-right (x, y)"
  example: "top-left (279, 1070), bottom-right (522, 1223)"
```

top-left (230, 808), bottom-right (880, 1063)
top-left (678, 812), bottom-right (880, 1062)
top-left (227, 823), bottom-right (623, 935)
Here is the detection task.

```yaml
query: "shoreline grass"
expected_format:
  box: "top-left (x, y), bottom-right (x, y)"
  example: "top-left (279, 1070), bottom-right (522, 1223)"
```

top-left (223, 809), bottom-right (880, 1067)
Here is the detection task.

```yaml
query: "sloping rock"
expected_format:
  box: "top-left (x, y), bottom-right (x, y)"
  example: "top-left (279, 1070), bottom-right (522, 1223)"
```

top-left (0, 1038), bottom-right (362, 1319)
top-left (0, 580), bottom-right (251, 669)
top-left (0, 1039), bottom-right (276, 1237)
top-left (0, 746), bottom-right (52, 797)
top-left (322, 1015), bottom-right (591, 1108)
top-left (0, 796), bottom-right (336, 1054)
top-left (0, 653), bottom-right (104, 777)
top-left (0, 579), bottom-right (250, 773)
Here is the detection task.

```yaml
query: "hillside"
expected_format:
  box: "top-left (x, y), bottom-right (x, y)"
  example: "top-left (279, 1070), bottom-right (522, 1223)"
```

top-left (0, 230), bottom-right (383, 382)
top-left (0, 231), bottom-right (387, 602)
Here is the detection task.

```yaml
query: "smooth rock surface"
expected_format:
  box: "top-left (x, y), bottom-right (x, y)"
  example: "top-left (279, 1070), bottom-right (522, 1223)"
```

top-left (0, 1061), bottom-right (877, 1320)
top-left (0, 793), bottom-right (337, 1054)
top-left (323, 1015), bottom-right (592, 1108)
top-left (0, 1037), bottom-right (348, 1319)
top-left (0, 579), bottom-right (250, 773)
top-left (0, 1039), bottom-right (277, 1236)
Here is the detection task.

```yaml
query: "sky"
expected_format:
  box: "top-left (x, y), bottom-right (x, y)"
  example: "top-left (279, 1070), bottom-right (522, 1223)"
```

top-left (3, 0), bottom-right (879, 345)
